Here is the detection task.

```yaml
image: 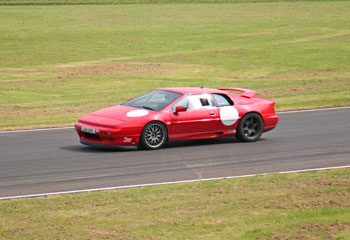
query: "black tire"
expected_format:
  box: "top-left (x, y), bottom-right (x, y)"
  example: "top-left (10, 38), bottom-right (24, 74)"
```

top-left (139, 122), bottom-right (168, 150)
top-left (236, 113), bottom-right (264, 142)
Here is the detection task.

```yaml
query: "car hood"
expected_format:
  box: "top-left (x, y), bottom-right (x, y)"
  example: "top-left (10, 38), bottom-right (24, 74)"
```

top-left (90, 105), bottom-right (153, 121)
top-left (78, 105), bottom-right (155, 127)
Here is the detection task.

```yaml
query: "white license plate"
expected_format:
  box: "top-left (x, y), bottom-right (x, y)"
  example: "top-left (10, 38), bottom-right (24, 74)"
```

top-left (81, 126), bottom-right (96, 134)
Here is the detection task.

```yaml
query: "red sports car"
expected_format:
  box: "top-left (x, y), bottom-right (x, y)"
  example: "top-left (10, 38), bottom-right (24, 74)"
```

top-left (75, 87), bottom-right (279, 150)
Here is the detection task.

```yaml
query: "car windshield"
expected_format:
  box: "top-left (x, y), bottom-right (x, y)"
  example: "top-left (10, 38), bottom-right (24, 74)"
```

top-left (123, 90), bottom-right (182, 111)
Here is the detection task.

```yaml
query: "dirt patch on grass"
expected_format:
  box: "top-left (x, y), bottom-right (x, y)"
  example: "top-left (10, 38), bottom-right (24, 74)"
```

top-left (257, 81), bottom-right (349, 97)
top-left (148, 49), bottom-right (246, 62)
top-left (0, 62), bottom-right (177, 86)
top-left (221, 71), bottom-right (349, 80)
top-left (88, 228), bottom-right (122, 238)
top-left (0, 104), bottom-right (115, 130)
top-left (277, 197), bottom-right (349, 210)
top-left (0, 104), bottom-right (110, 118)
top-left (270, 72), bottom-right (348, 80)
top-left (270, 222), bottom-right (349, 240)
top-left (210, 49), bottom-right (246, 55)
top-left (273, 177), bottom-right (350, 210)
top-left (57, 62), bottom-right (176, 79)
top-left (0, 78), bottom-right (61, 86)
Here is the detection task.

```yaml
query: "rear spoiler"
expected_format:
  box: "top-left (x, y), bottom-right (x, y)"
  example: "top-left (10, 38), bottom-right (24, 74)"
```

top-left (218, 88), bottom-right (256, 98)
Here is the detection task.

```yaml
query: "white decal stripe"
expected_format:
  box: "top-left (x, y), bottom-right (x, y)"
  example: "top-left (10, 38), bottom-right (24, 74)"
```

top-left (0, 165), bottom-right (348, 200)
top-left (0, 106), bottom-right (349, 134)
top-left (126, 110), bottom-right (149, 117)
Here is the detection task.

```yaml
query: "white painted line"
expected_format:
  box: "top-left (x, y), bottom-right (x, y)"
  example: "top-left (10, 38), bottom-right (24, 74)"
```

top-left (0, 165), bottom-right (348, 201)
top-left (278, 106), bottom-right (350, 114)
top-left (0, 126), bottom-right (74, 134)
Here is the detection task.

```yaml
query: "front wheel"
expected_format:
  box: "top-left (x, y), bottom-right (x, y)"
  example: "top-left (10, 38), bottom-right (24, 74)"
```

top-left (139, 122), bottom-right (168, 150)
top-left (236, 113), bottom-right (264, 142)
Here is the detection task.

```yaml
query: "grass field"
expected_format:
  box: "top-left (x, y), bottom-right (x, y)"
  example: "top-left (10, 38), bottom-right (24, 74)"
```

top-left (0, 1), bottom-right (349, 130)
top-left (0, 168), bottom-right (349, 239)
top-left (0, 2), bottom-right (349, 239)
top-left (0, 0), bottom-right (340, 6)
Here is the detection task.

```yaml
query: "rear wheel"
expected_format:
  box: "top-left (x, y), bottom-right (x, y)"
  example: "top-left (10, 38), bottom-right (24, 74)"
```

top-left (236, 113), bottom-right (264, 142)
top-left (139, 122), bottom-right (167, 150)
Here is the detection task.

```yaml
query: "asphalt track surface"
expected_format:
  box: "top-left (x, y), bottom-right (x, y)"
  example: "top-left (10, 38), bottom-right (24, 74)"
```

top-left (0, 108), bottom-right (349, 199)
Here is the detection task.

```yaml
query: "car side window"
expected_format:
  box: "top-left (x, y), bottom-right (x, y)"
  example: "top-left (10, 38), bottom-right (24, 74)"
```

top-left (171, 96), bottom-right (189, 111)
top-left (212, 94), bottom-right (233, 107)
top-left (188, 94), bottom-right (215, 110)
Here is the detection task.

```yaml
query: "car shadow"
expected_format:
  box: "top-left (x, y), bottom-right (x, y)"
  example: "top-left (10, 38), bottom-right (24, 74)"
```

top-left (61, 137), bottom-right (266, 153)
top-left (164, 137), bottom-right (267, 149)
top-left (165, 137), bottom-right (239, 149)
top-left (60, 145), bottom-right (138, 153)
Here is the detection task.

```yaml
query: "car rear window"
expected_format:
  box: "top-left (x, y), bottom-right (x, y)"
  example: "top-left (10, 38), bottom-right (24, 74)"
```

top-left (213, 94), bottom-right (233, 107)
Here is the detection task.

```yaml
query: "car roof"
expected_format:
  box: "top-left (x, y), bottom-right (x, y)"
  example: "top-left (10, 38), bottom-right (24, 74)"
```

top-left (158, 87), bottom-right (225, 95)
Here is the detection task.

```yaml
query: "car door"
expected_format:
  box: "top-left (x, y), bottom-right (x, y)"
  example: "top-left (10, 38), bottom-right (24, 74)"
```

top-left (170, 94), bottom-right (218, 135)
top-left (212, 93), bottom-right (240, 131)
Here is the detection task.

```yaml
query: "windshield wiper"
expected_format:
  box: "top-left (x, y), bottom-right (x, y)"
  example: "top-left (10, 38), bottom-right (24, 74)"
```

top-left (141, 106), bottom-right (155, 111)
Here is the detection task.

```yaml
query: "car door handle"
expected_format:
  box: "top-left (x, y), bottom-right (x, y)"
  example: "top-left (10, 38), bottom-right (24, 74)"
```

top-left (210, 112), bottom-right (216, 116)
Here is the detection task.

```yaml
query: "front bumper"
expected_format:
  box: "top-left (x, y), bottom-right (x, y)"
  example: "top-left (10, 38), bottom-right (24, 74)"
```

top-left (75, 122), bottom-right (140, 147)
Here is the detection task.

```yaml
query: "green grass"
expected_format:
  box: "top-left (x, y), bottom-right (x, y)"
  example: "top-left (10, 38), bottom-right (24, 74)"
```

top-left (1, 1), bottom-right (350, 130)
top-left (0, 168), bottom-right (349, 239)
top-left (0, 0), bottom-right (340, 6)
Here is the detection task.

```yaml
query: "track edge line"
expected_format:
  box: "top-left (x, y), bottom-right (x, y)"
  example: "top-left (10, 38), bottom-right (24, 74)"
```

top-left (1, 165), bottom-right (349, 200)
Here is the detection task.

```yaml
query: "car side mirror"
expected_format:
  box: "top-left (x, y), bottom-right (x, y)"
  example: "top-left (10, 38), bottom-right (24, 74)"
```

top-left (128, 97), bottom-right (133, 101)
top-left (174, 106), bottom-right (187, 115)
